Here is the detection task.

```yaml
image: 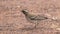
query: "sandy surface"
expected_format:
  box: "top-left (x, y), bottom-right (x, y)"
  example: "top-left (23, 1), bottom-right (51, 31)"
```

top-left (0, 0), bottom-right (60, 34)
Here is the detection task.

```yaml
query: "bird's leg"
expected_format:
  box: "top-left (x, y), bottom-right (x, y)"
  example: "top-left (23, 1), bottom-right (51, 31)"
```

top-left (34, 21), bottom-right (39, 29)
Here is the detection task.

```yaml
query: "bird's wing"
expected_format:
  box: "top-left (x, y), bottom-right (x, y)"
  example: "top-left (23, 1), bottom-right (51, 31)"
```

top-left (29, 15), bottom-right (48, 20)
top-left (35, 15), bottom-right (48, 20)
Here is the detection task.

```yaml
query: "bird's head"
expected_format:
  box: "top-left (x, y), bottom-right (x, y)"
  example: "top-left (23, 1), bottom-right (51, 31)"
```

top-left (21, 9), bottom-right (29, 16)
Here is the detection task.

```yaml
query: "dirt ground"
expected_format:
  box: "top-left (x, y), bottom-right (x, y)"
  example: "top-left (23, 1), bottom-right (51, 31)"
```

top-left (0, 0), bottom-right (60, 34)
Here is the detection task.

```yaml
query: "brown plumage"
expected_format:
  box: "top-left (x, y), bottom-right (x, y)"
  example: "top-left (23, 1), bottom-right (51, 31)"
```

top-left (21, 9), bottom-right (48, 20)
top-left (21, 9), bottom-right (48, 28)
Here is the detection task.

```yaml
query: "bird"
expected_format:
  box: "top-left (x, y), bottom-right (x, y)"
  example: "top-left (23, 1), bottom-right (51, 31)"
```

top-left (21, 9), bottom-right (49, 28)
